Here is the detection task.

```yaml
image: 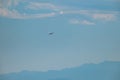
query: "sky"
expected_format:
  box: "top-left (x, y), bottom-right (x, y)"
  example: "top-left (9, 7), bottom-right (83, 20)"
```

top-left (0, 0), bottom-right (120, 74)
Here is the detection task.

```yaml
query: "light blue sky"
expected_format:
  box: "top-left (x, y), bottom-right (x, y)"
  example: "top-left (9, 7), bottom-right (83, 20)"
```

top-left (0, 0), bottom-right (120, 74)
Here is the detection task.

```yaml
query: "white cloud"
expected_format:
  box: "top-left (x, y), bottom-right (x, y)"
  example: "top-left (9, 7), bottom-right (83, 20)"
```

top-left (81, 20), bottom-right (95, 25)
top-left (0, 0), bottom-right (20, 7)
top-left (70, 19), bottom-right (95, 25)
top-left (0, 0), bottom-right (58, 19)
top-left (26, 2), bottom-right (59, 11)
top-left (23, 12), bottom-right (56, 19)
top-left (92, 13), bottom-right (116, 21)
top-left (62, 10), bottom-right (90, 15)
top-left (62, 10), bottom-right (119, 21)
top-left (0, 0), bottom-right (119, 20)
top-left (0, 8), bottom-right (56, 19)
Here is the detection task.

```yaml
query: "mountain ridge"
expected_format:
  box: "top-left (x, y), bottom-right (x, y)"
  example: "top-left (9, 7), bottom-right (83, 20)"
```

top-left (0, 61), bottom-right (120, 80)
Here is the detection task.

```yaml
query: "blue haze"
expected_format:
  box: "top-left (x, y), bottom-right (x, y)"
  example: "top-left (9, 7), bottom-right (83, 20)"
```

top-left (0, 0), bottom-right (120, 74)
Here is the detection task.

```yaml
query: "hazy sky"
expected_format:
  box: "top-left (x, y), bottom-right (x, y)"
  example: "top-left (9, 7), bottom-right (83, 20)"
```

top-left (0, 0), bottom-right (120, 74)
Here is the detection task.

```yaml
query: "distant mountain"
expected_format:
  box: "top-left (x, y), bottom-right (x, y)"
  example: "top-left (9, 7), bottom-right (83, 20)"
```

top-left (0, 61), bottom-right (120, 80)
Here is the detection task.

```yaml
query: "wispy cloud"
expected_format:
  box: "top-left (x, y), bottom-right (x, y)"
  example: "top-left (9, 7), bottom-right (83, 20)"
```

top-left (0, 0), bottom-right (58, 19)
top-left (61, 10), bottom-right (89, 15)
top-left (26, 2), bottom-right (59, 11)
top-left (70, 19), bottom-right (95, 25)
top-left (0, 0), bottom-right (119, 20)
top-left (62, 10), bottom-right (118, 21)
top-left (81, 20), bottom-right (95, 25)
top-left (0, 8), bottom-right (56, 19)
top-left (67, 10), bottom-right (118, 25)
top-left (0, 0), bottom-right (20, 7)
top-left (92, 13), bottom-right (116, 21)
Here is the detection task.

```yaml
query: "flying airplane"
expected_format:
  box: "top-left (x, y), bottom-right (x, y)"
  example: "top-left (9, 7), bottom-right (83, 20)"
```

top-left (49, 32), bottom-right (54, 35)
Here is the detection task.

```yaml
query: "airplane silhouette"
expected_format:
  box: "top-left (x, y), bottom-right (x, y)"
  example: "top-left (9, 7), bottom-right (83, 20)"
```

top-left (49, 32), bottom-right (54, 35)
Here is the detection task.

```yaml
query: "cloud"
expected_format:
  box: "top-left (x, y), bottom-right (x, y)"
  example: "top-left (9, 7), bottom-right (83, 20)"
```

top-left (62, 10), bottom-right (90, 16)
top-left (0, 8), bottom-right (56, 19)
top-left (70, 19), bottom-right (95, 25)
top-left (0, 0), bottom-right (58, 19)
top-left (0, 0), bottom-right (119, 20)
top-left (0, 0), bottom-right (20, 7)
top-left (81, 20), bottom-right (95, 25)
top-left (62, 10), bottom-right (118, 21)
top-left (92, 13), bottom-right (116, 21)
top-left (63, 9), bottom-right (120, 15)
top-left (26, 2), bottom-right (59, 11)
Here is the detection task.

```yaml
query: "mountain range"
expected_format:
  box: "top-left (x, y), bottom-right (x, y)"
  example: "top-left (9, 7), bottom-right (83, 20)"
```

top-left (0, 61), bottom-right (120, 80)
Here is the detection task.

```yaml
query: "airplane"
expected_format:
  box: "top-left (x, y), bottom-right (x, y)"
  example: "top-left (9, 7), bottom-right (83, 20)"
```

top-left (49, 32), bottom-right (54, 35)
